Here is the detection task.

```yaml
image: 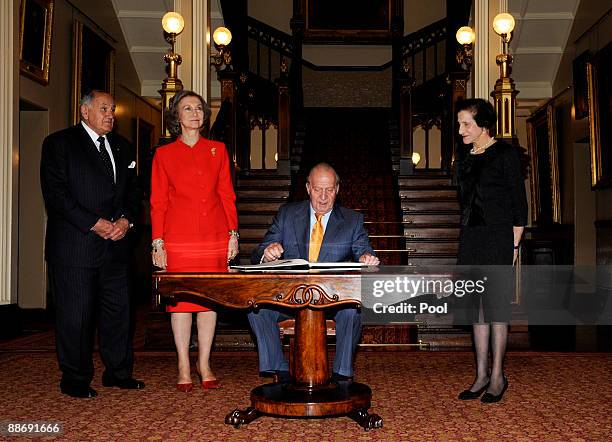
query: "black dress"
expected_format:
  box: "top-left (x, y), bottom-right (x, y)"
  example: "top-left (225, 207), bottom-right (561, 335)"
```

top-left (455, 140), bottom-right (528, 323)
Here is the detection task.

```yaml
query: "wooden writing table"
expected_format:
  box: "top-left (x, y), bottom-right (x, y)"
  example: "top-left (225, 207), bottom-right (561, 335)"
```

top-left (154, 270), bottom-right (383, 430)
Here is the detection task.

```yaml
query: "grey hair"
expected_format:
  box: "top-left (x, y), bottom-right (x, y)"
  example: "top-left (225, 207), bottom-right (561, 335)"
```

top-left (80, 90), bottom-right (107, 108)
top-left (307, 162), bottom-right (340, 186)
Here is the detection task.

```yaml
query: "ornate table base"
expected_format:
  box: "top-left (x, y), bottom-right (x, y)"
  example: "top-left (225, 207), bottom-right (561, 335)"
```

top-left (155, 273), bottom-right (384, 431)
top-left (225, 380), bottom-right (383, 430)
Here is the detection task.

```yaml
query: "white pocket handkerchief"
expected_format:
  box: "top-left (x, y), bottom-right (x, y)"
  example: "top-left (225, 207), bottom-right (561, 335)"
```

top-left (128, 161), bottom-right (136, 169)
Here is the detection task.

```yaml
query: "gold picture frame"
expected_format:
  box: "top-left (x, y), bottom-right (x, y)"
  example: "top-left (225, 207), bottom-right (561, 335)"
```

top-left (302, 0), bottom-right (396, 43)
top-left (586, 42), bottom-right (612, 189)
top-left (133, 117), bottom-right (155, 197)
top-left (526, 102), bottom-right (561, 224)
top-left (70, 19), bottom-right (116, 124)
top-left (19, 0), bottom-right (54, 85)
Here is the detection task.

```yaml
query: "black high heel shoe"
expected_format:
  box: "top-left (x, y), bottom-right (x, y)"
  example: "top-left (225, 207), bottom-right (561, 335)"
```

top-left (458, 381), bottom-right (489, 400)
top-left (481, 377), bottom-right (508, 403)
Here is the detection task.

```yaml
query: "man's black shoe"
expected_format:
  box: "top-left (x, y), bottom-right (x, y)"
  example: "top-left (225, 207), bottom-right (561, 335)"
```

top-left (260, 370), bottom-right (291, 384)
top-left (331, 372), bottom-right (353, 383)
top-left (102, 376), bottom-right (145, 390)
top-left (60, 382), bottom-right (98, 398)
top-left (275, 370), bottom-right (291, 384)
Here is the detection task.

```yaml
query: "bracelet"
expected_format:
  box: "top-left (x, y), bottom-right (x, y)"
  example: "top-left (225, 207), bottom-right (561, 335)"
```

top-left (152, 238), bottom-right (164, 251)
top-left (229, 230), bottom-right (240, 239)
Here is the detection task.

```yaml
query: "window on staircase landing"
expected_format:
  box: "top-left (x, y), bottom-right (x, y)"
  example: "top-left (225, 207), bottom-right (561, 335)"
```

top-left (413, 125), bottom-right (441, 169)
top-left (250, 124), bottom-right (278, 170)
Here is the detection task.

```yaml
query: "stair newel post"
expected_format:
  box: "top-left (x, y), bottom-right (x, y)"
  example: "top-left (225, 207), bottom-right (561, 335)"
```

top-left (391, 4), bottom-right (404, 114)
top-left (399, 67), bottom-right (416, 175)
top-left (290, 0), bottom-right (304, 120)
top-left (446, 71), bottom-right (470, 178)
top-left (276, 62), bottom-right (291, 175)
top-left (217, 70), bottom-right (241, 175)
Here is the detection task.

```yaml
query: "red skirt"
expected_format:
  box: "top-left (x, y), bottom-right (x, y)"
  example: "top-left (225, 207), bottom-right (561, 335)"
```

top-left (165, 240), bottom-right (228, 313)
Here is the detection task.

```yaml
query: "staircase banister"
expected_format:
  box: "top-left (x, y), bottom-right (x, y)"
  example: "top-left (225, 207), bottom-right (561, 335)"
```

top-left (247, 16), bottom-right (295, 57)
top-left (400, 17), bottom-right (448, 57)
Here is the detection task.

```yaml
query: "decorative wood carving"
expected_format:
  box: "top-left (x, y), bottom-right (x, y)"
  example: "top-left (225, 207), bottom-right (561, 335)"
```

top-left (155, 271), bottom-right (381, 430)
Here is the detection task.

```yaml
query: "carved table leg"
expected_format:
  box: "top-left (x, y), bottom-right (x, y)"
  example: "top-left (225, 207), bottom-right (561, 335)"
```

top-left (348, 408), bottom-right (384, 431)
top-left (224, 407), bottom-right (261, 428)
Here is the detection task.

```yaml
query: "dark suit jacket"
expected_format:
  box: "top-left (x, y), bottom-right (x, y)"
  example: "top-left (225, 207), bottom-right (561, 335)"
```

top-left (251, 200), bottom-right (375, 264)
top-left (41, 124), bottom-right (141, 267)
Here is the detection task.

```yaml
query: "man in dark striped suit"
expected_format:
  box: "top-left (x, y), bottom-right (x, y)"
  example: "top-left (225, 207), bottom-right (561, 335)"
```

top-left (40, 91), bottom-right (143, 398)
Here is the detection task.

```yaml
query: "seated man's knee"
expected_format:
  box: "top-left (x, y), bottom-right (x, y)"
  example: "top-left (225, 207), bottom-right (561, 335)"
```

top-left (334, 307), bottom-right (361, 322)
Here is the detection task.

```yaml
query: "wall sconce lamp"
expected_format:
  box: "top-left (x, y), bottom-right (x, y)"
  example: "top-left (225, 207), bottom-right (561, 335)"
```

top-left (491, 12), bottom-right (519, 142)
top-left (161, 12), bottom-right (185, 81)
top-left (210, 27), bottom-right (233, 71)
top-left (492, 13), bottom-right (515, 79)
top-left (411, 152), bottom-right (421, 167)
top-left (455, 26), bottom-right (475, 71)
top-left (159, 11), bottom-right (185, 140)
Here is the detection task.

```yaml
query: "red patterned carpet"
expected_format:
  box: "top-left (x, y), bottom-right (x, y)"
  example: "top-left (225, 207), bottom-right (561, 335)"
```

top-left (0, 350), bottom-right (610, 441)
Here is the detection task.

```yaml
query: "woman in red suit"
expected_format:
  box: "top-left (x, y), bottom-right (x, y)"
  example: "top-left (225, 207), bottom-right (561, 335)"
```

top-left (150, 90), bottom-right (238, 392)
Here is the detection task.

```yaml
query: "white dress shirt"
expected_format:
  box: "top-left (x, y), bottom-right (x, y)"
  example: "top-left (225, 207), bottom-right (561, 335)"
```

top-left (81, 121), bottom-right (116, 182)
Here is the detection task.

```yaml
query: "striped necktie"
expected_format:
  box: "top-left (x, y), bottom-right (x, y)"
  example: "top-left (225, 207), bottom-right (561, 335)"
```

top-left (308, 213), bottom-right (324, 262)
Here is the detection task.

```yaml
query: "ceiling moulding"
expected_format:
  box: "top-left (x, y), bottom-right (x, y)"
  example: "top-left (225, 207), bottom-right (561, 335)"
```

top-left (517, 12), bottom-right (575, 20)
top-left (514, 46), bottom-right (563, 54)
top-left (516, 81), bottom-right (552, 99)
top-left (142, 80), bottom-right (162, 98)
top-left (130, 46), bottom-right (167, 53)
top-left (117, 10), bottom-right (165, 19)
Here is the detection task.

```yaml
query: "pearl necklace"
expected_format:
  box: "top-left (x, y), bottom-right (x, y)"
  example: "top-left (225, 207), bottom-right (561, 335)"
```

top-left (470, 137), bottom-right (496, 154)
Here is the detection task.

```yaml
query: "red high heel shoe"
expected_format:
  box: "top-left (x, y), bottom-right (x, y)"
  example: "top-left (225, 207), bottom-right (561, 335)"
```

top-left (196, 366), bottom-right (221, 389)
top-left (201, 379), bottom-right (220, 389)
top-left (176, 382), bottom-right (193, 393)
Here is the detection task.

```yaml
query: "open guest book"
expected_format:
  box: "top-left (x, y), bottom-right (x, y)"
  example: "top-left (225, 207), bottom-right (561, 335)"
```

top-left (230, 259), bottom-right (366, 272)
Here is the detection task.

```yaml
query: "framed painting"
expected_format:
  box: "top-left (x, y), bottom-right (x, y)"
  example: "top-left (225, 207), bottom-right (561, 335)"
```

top-left (133, 118), bottom-right (155, 196)
top-left (572, 51), bottom-right (590, 120)
top-left (302, 0), bottom-right (397, 43)
top-left (70, 19), bottom-right (115, 124)
top-left (526, 103), bottom-right (561, 225)
top-left (19, 0), bottom-right (54, 85)
top-left (587, 42), bottom-right (612, 189)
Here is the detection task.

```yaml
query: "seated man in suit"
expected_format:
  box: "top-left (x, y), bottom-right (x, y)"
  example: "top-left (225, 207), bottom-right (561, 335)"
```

top-left (248, 162), bottom-right (380, 382)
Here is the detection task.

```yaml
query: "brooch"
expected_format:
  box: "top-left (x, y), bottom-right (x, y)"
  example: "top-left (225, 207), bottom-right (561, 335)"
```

top-left (211, 147), bottom-right (216, 157)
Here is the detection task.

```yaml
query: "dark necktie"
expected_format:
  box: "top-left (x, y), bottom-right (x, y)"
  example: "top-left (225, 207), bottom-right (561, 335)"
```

top-left (97, 136), bottom-right (114, 181)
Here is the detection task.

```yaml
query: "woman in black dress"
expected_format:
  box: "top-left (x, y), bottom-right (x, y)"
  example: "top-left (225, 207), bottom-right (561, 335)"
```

top-left (455, 99), bottom-right (527, 403)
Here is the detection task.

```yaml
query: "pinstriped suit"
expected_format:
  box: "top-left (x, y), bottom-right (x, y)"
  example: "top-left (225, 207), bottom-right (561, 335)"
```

top-left (40, 123), bottom-right (141, 387)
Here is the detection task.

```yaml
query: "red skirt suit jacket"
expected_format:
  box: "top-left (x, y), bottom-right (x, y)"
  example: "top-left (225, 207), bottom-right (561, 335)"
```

top-left (150, 137), bottom-right (238, 311)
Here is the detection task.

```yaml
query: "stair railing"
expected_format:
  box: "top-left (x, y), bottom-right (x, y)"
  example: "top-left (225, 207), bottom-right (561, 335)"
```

top-left (235, 17), bottom-right (296, 174)
top-left (394, 15), bottom-right (470, 175)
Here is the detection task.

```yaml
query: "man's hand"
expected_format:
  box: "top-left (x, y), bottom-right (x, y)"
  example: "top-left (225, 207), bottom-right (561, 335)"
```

top-left (91, 218), bottom-right (114, 239)
top-left (227, 236), bottom-right (239, 262)
top-left (108, 217), bottom-right (130, 241)
top-left (262, 242), bottom-right (284, 262)
top-left (359, 252), bottom-right (380, 266)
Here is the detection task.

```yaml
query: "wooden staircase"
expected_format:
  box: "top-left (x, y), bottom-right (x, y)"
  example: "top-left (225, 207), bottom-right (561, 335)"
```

top-left (235, 172), bottom-right (291, 264)
top-left (398, 174), bottom-right (460, 266)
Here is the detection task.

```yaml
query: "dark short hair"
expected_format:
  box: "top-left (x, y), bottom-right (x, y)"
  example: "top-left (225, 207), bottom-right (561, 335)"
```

top-left (164, 90), bottom-right (212, 137)
top-left (456, 98), bottom-right (497, 133)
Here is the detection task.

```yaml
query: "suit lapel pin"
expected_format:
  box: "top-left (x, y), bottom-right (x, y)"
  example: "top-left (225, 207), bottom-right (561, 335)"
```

top-left (211, 147), bottom-right (216, 157)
